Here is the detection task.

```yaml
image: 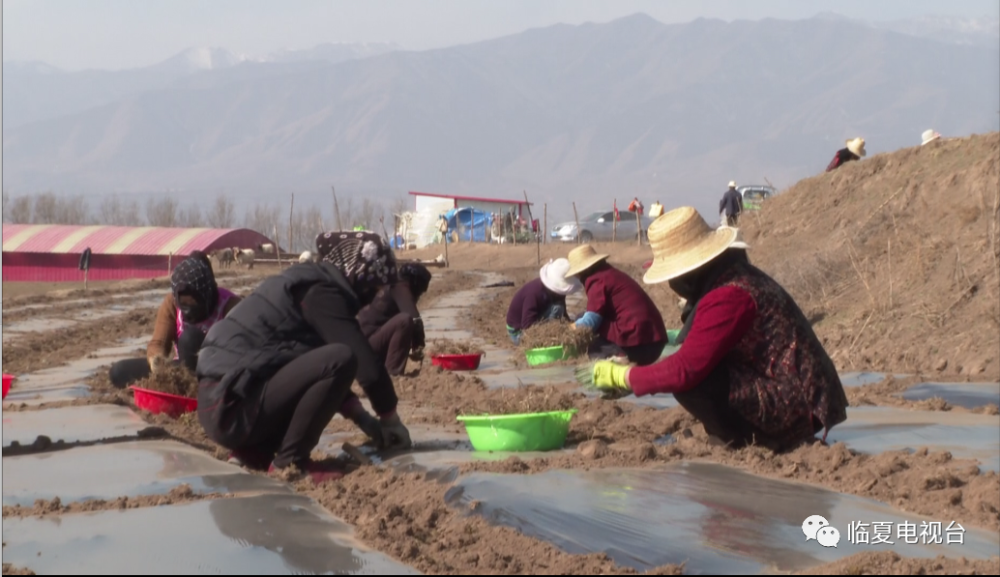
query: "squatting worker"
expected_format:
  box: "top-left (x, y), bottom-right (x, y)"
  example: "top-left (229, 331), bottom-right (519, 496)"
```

top-left (506, 258), bottom-right (582, 345)
top-left (589, 207), bottom-right (848, 451)
top-left (564, 245), bottom-right (668, 365)
top-left (826, 137), bottom-right (866, 172)
top-left (719, 181), bottom-right (743, 227)
top-left (108, 251), bottom-right (240, 388)
top-left (196, 231), bottom-right (413, 483)
top-left (357, 263), bottom-right (431, 375)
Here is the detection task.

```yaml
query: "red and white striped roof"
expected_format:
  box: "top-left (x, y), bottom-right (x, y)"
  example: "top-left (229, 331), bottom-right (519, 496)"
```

top-left (2, 225), bottom-right (272, 256)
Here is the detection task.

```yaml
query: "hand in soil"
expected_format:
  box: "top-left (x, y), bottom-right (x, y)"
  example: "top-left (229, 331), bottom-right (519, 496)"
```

top-left (133, 362), bottom-right (198, 398)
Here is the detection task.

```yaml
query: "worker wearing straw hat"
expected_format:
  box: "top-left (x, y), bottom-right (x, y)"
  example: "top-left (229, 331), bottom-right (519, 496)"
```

top-left (825, 137), bottom-right (866, 172)
top-left (587, 207), bottom-right (847, 451)
top-left (506, 258), bottom-right (582, 345)
top-left (564, 245), bottom-right (668, 365)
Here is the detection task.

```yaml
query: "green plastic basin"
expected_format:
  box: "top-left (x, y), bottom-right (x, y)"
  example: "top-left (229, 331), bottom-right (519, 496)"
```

top-left (525, 345), bottom-right (577, 366)
top-left (667, 329), bottom-right (681, 345)
top-left (457, 409), bottom-right (578, 452)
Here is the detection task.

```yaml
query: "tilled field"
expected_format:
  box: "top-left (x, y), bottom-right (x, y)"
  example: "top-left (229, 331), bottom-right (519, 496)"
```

top-left (2, 262), bottom-right (999, 575)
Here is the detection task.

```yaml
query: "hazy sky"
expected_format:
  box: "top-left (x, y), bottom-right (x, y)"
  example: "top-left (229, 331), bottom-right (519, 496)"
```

top-left (4, 0), bottom-right (999, 70)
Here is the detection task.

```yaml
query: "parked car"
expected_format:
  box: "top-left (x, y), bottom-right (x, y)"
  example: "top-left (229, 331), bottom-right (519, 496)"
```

top-left (551, 211), bottom-right (654, 243)
top-left (737, 185), bottom-right (776, 211)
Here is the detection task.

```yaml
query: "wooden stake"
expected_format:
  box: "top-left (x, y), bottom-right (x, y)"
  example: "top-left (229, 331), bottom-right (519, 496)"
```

top-left (612, 198), bottom-right (617, 243)
top-left (635, 209), bottom-right (642, 246)
top-left (331, 185), bottom-right (344, 231)
top-left (543, 204), bottom-right (547, 245)
top-left (273, 225), bottom-right (281, 268)
top-left (572, 202), bottom-right (582, 244)
top-left (380, 215), bottom-right (390, 245)
top-left (511, 208), bottom-right (517, 247)
top-left (288, 192), bottom-right (295, 257)
top-left (84, 268), bottom-right (89, 292)
top-left (167, 252), bottom-right (173, 274)
top-left (522, 190), bottom-right (539, 266)
top-left (442, 222), bottom-right (450, 267)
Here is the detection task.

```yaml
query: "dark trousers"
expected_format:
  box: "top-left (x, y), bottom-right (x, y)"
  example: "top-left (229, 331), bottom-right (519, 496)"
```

top-left (587, 337), bottom-right (667, 367)
top-left (726, 214), bottom-right (739, 227)
top-left (368, 312), bottom-right (413, 376)
top-left (108, 328), bottom-right (206, 388)
top-left (240, 344), bottom-right (357, 468)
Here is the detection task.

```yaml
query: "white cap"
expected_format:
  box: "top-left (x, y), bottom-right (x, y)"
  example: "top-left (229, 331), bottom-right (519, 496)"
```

top-left (729, 181), bottom-right (737, 188)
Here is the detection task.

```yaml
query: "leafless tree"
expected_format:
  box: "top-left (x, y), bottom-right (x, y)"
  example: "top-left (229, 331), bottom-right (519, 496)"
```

top-left (7, 196), bottom-right (33, 223)
top-left (290, 205), bottom-right (326, 252)
top-left (27, 192), bottom-right (90, 224)
top-left (356, 198), bottom-right (383, 231)
top-left (206, 194), bottom-right (237, 228)
top-left (2, 189), bottom-right (8, 222)
top-left (145, 197), bottom-right (180, 227)
top-left (99, 195), bottom-right (143, 226)
top-left (179, 203), bottom-right (205, 228)
top-left (389, 196), bottom-right (409, 217)
top-left (244, 201), bottom-right (282, 238)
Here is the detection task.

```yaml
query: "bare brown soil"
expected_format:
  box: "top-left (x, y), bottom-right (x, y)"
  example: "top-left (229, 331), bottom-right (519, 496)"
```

top-left (391, 372), bottom-right (1000, 532)
top-left (1, 565), bottom-right (35, 576)
top-left (293, 467), bottom-right (683, 575)
top-left (1, 485), bottom-right (230, 519)
top-left (1, 309), bottom-right (154, 375)
top-left (800, 551), bottom-right (1000, 575)
top-left (741, 132), bottom-right (1000, 380)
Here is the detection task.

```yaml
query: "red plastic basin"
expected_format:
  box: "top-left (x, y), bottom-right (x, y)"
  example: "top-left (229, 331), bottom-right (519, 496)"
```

top-left (431, 353), bottom-right (483, 371)
top-left (2, 374), bottom-right (14, 399)
top-left (131, 386), bottom-right (197, 418)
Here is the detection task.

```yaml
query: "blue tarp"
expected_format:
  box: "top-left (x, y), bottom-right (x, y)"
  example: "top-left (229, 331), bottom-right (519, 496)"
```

top-left (443, 207), bottom-right (494, 243)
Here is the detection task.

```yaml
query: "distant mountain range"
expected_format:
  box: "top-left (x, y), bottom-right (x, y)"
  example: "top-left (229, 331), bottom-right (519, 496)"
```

top-left (3, 14), bottom-right (998, 220)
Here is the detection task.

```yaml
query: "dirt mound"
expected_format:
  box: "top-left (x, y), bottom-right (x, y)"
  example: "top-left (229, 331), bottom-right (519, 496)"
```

top-left (1, 308), bottom-right (155, 375)
top-left (1, 485), bottom-right (228, 519)
top-left (741, 132), bottom-right (1000, 379)
top-left (800, 551), bottom-right (1000, 575)
top-left (519, 321), bottom-right (593, 352)
top-left (297, 467), bottom-right (682, 575)
top-left (133, 363), bottom-right (198, 398)
top-left (428, 339), bottom-right (483, 356)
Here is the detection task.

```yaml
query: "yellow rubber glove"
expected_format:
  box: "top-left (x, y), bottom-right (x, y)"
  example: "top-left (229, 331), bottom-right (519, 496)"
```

top-left (592, 361), bottom-right (631, 395)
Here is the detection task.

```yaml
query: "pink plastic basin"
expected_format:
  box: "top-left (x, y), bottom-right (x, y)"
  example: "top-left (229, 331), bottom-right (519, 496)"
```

top-left (431, 353), bottom-right (483, 371)
top-left (131, 386), bottom-right (197, 418)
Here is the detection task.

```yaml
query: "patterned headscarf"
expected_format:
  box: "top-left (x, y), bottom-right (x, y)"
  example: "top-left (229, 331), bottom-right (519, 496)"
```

top-left (171, 251), bottom-right (218, 314)
top-left (315, 231), bottom-right (398, 293)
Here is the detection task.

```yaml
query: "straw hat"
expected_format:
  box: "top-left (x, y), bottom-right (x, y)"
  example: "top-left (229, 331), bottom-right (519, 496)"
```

top-left (846, 137), bottom-right (866, 157)
top-left (564, 245), bottom-right (610, 279)
top-left (728, 181), bottom-right (736, 188)
top-left (540, 258), bottom-right (582, 295)
top-left (921, 129), bottom-right (941, 146)
top-left (643, 207), bottom-right (742, 285)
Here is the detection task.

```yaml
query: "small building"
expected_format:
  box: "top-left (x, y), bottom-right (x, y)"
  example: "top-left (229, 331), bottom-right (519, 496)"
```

top-left (409, 191), bottom-right (531, 219)
top-left (2, 224), bottom-right (273, 282)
